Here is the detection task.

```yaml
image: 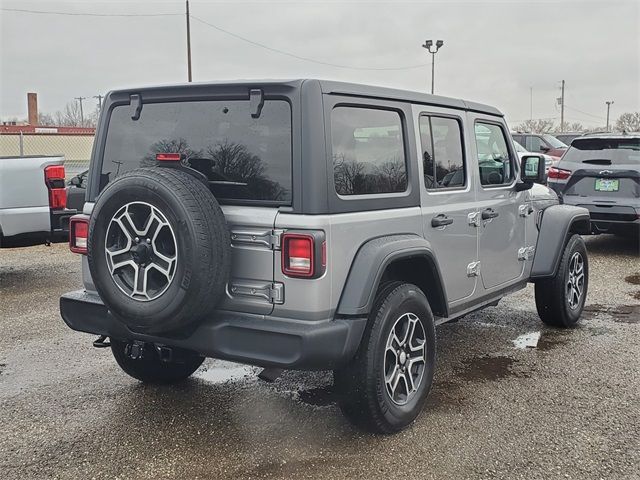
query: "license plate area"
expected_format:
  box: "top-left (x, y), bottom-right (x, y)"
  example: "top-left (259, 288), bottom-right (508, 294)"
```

top-left (594, 178), bottom-right (619, 192)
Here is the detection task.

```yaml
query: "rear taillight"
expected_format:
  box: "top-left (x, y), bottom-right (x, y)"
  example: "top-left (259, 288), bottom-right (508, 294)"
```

top-left (281, 231), bottom-right (326, 279)
top-left (547, 166), bottom-right (571, 180)
top-left (44, 164), bottom-right (67, 210)
top-left (69, 216), bottom-right (89, 254)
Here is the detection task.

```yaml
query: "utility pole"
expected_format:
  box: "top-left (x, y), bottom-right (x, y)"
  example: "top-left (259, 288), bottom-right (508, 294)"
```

top-left (186, 0), bottom-right (192, 82)
top-left (530, 86), bottom-right (533, 121)
top-left (421, 39), bottom-right (444, 94)
top-left (605, 100), bottom-right (614, 131)
top-left (94, 95), bottom-right (104, 112)
top-left (559, 80), bottom-right (565, 132)
top-left (74, 96), bottom-right (87, 126)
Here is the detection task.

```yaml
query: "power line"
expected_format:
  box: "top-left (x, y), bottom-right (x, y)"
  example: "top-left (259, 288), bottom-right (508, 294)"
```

top-left (563, 104), bottom-right (606, 121)
top-left (0, 7), bottom-right (180, 17)
top-left (189, 15), bottom-right (429, 71)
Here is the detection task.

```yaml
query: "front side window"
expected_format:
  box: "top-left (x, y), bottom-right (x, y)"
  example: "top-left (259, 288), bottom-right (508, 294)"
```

top-left (419, 115), bottom-right (465, 189)
top-left (102, 99), bottom-right (292, 204)
top-left (331, 106), bottom-right (407, 196)
top-left (475, 122), bottom-right (514, 186)
top-left (528, 135), bottom-right (546, 152)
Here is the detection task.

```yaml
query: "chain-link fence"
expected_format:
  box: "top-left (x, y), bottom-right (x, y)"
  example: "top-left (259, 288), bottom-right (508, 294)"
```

top-left (0, 132), bottom-right (94, 180)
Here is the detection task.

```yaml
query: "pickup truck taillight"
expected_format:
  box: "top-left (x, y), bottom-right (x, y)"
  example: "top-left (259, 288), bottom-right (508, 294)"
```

top-left (44, 164), bottom-right (67, 210)
top-left (547, 166), bottom-right (572, 180)
top-left (281, 231), bottom-right (326, 279)
top-left (69, 215), bottom-right (90, 254)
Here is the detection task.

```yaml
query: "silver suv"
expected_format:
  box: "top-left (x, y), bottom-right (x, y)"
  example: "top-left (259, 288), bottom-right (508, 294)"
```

top-left (60, 80), bottom-right (591, 433)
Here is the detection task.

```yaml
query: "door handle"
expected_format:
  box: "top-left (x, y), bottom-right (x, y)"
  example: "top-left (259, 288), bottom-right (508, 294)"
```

top-left (431, 214), bottom-right (454, 228)
top-left (481, 208), bottom-right (499, 220)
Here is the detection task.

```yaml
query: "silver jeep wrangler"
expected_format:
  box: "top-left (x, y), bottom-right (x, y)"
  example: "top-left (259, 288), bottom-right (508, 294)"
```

top-left (61, 80), bottom-right (590, 433)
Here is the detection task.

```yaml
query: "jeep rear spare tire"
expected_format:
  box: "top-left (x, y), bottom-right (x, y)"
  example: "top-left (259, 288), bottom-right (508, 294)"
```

top-left (88, 167), bottom-right (231, 334)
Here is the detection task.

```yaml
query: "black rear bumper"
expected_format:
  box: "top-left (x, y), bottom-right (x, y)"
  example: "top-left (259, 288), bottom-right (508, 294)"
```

top-left (60, 290), bottom-right (367, 370)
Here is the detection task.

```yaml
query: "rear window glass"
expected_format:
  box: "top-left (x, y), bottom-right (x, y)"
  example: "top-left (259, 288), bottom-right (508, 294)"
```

top-left (101, 100), bottom-right (292, 204)
top-left (331, 106), bottom-right (407, 196)
top-left (563, 138), bottom-right (640, 165)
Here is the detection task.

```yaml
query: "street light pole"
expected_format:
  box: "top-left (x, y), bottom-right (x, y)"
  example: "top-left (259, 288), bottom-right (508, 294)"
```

top-left (422, 39), bottom-right (444, 94)
top-left (605, 100), bottom-right (614, 131)
top-left (186, 0), bottom-right (192, 82)
top-left (74, 96), bottom-right (86, 126)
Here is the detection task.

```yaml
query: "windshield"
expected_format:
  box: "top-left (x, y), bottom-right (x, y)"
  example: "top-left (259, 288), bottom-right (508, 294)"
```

top-left (513, 140), bottom-right (526, 153)
top-left (543, 134), bottom-right (568, 148)
top-left (101, 99), bottom-right (292, 204)
top-left (562, 137), bottom-right (640, 165)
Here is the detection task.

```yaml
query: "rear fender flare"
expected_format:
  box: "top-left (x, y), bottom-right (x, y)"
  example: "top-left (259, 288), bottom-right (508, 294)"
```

top-left (336, 234), bottom-right (448, 317)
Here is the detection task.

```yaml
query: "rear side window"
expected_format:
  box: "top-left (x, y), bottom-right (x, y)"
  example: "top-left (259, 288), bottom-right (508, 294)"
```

top-left (419, 115), bottom-right (465, 189)
top-left (331, 106), bottom-right (407, 196)
top-left (101, 99), bottom-right (292, 204)
top-left (474, 122), bottom-right (514, 186)
top-left (562, 137), bottom-right (640, 165)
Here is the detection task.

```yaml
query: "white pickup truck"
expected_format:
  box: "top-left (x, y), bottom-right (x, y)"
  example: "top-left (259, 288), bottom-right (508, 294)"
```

top-left (0, 155), bottom-right (75, 246)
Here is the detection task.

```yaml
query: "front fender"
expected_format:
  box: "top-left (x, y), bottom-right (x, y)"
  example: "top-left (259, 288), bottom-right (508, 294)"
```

top-left (530, 205), bottom-right (590, 279)
top-left (336, 234), bottom-right (447, 316)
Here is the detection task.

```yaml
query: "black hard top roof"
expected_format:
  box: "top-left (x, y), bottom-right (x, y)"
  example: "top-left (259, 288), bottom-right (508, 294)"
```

top-left (108, 79), bottom-right (503, 117)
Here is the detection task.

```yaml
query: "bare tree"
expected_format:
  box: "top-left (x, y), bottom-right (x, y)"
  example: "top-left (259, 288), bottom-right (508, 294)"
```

top-left (553, 121), bottom-right (585, 133)
top-left (514, 119), bottom-right (556, 134)
top-left (615, 112), bottom-right (640, 133)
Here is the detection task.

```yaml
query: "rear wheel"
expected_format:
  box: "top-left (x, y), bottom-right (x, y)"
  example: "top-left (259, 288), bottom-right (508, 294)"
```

top-left (535, 234), bottom-right (588, 328)
top-left (111, 339), bottom-right (204, 384)
top-left (334, 282), bottom-right (436, 434)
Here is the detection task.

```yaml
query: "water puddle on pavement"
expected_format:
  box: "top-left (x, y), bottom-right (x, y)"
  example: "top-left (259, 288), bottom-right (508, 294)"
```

top-left (455, 356), bottom-right (524, 382)
top-left (624, 273), bottom-right (640, 285)
top-left (193, 361), bottom-right (257, 384)
top-left (297, 385), bottom-right (336, 407)
top-left (583, 304), bottom-right (640, 324)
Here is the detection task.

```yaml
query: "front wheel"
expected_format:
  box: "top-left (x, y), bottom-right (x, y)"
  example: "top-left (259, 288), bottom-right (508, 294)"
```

top-left (111, 339), bottom-right (204, 384)
top-left (535, 234), bottom-right (589, 328)
top-left (334, 282), bottom-right (436, 434)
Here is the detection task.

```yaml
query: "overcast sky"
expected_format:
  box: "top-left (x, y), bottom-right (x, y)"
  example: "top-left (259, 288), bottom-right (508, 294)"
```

top-left (1, 0), bottom-right (638, 127)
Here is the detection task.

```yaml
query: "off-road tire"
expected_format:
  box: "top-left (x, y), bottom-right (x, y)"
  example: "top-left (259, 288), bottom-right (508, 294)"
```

top-left (88, 167), bottom-right (231, 335)
top-left (334, 282), bottom-right (436, 434)
top-left (111, 339), bottom-right (204, 384)
top-left (535, 234), bottom-right (588, 328)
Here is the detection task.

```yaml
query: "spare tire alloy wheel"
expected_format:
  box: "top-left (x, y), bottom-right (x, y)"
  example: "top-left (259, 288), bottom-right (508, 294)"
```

top-left (105, 202), bottom-right (177, 302)
top-left (384, 312), bottom-right (426, 405)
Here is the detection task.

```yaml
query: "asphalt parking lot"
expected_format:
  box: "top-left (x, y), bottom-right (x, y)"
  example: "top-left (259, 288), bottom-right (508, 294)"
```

top-left (1, 235), bottom-right (639, 480)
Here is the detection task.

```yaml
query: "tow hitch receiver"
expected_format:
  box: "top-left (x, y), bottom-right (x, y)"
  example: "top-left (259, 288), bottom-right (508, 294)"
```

top-left (125, 340), bottom-right (146, 360)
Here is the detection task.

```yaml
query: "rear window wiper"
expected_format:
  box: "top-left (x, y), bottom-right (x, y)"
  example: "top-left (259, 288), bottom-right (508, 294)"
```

top-left (582, 159), bottom-right (611, 165)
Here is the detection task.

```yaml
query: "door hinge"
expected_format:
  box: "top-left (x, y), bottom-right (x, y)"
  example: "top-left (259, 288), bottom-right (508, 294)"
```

top-left (517, 246), bottom-right (536, 261)
top-left (467, 211), bottom-right (481, 227)
top-left (467, 261), bottom-right (481, 277)
top-left (519, 204), bottom-right (534, 217)
top-left (230, 229), bottom-right (282, 250)
top-left (270, 230), bottom-right (283, 250)
top-left (228, 281), bottom-right (284, 304)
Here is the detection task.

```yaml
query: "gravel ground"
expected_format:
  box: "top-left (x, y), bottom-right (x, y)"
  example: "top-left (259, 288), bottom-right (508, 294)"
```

top-left (0, 235), bottom-right (639, 480)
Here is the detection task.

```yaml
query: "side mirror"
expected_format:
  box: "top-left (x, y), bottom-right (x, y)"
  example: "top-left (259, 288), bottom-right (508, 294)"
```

top-left (539, 145), bottom-right (550, 153)
top-left (70, 176), bottom-right (82, 187)
top-left (517, 155), bottom-right (546, 190)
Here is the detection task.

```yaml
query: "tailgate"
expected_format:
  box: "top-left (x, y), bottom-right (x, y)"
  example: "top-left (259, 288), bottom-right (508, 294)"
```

top-left (219, 205), bottom-right (280, 315)
top-left (562, 167), bottom-right (639, 206)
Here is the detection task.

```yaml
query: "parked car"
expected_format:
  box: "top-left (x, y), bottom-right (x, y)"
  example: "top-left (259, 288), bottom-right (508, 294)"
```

top-left (548, 133), bottom-right (640, 236)
top-left (66, 169), bottom-right (88, 212)
top-left (555, 132), bottom-right (583, 146)
top-left (513, 140), bottom-right (554, 173)
top-left (512, 132), bottom-right (568, 158)
top-left (60, 80), bottom-right (590, 433)
top-left (0, 155), bottom-right (74, 246)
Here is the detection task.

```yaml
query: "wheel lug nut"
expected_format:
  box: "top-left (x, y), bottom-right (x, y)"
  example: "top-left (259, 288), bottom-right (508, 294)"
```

top-left (146, 238), bottom-right (151, 244)
top-left (135, 237), bottom-right (139, 243)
